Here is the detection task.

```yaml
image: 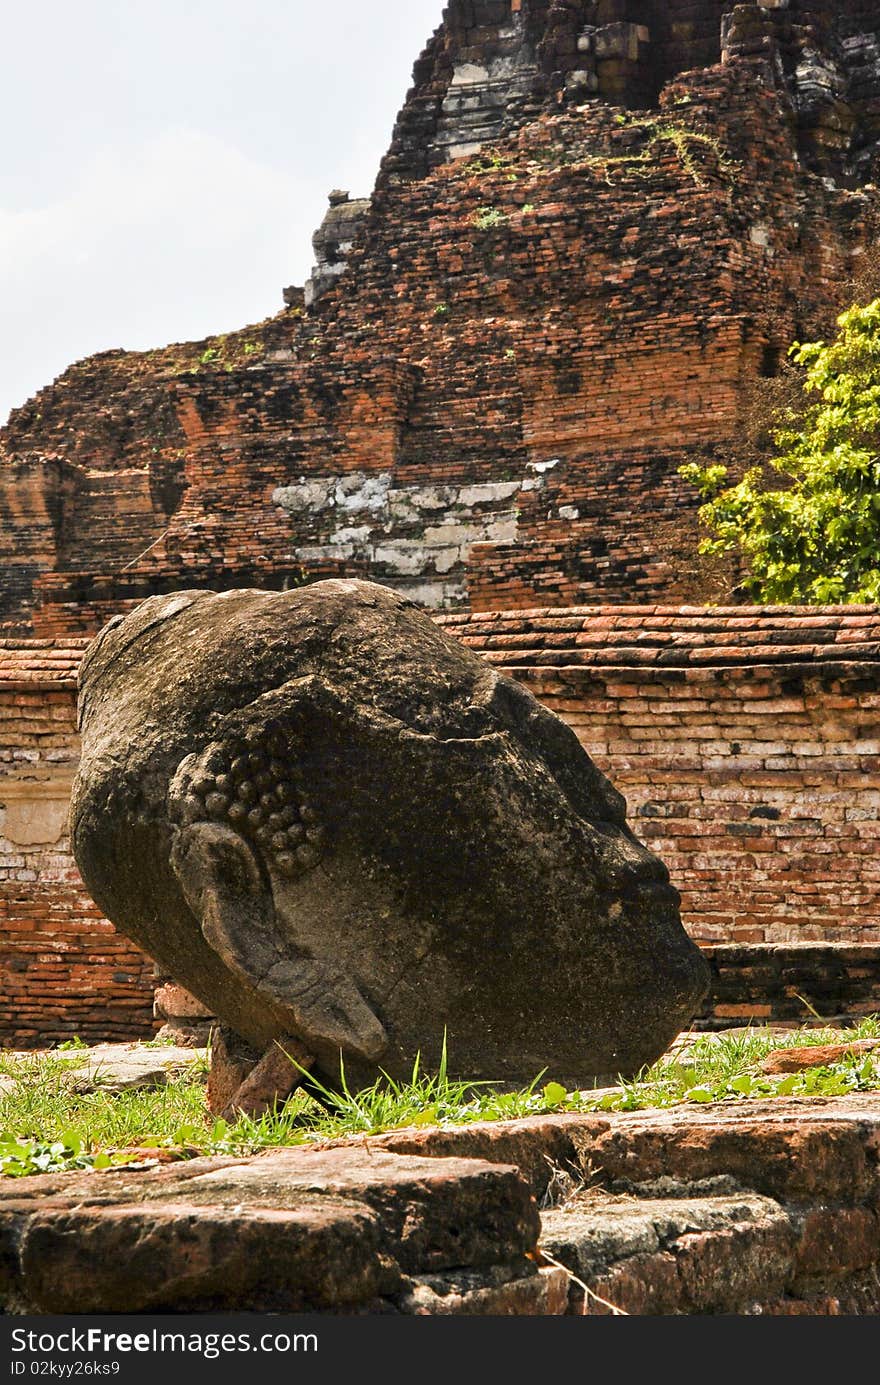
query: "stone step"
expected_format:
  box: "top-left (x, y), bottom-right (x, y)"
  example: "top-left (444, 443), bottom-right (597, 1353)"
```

top-left (362, 1095), bottom-right (880, 1313)
top-left (347, 1092), bottom-right (880, 1206)
top-left (3, 1095), bottom-right (880, 1314)
top-left (0, 1146), bottom-right (558, 1315)
top-left (541, 1187), bottom-right (880, 1315)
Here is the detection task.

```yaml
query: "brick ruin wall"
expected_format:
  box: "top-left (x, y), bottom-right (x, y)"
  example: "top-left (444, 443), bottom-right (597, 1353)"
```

top-left (1, 2), bottom-right (880, 1042)
top-left (1, 606), bottom-right (878, 1046)
top-left (443, 607), bottom-right (880, 950)
top-left (1, 1), bottom-right (879, 632)
top-left (0, 644), bottom-right (155, 1047)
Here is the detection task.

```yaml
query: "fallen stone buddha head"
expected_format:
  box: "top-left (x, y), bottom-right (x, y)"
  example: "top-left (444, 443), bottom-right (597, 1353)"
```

top-left (71, 579), bottom-right (709, 1089)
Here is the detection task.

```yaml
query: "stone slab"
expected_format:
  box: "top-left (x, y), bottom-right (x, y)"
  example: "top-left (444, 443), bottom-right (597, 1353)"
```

top-left (542, 1190), bottom-right (797, 1315)
top-left (541, 1186), bottom-right (880, 1316)
top-left (593, 1094), bottom-right (880, 1204)
top-left (53, 1043), bottom-right (207, 1093)
top-left (329, 1092), bottom-right (880, 1205)
top-left (0, 1146), bottom-right (541, 1315)
top-left (1, 1044), bottom-right (206, 1093)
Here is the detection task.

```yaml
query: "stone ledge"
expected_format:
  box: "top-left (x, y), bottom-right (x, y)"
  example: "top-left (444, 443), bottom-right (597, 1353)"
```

top-left (0, 1146), bottom-right (545, 1315)
top-left (353, 1095), bottom-right (880, 1315)
top-left (697, 943), bottom-right (880, 1029)
top-left (542, 1191), bottom-right (880, 1315)
top-left (327, 1092), bottom-right (880, 1205)
top-left (4, 1096), bottom-right (880, 1314)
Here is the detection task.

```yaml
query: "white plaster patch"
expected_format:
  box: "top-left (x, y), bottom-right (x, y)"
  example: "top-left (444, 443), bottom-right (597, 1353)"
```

top-left (451, 63), bottom-right (490, 87)
top-left (331, 526), bottom-right (372, 545)
top-left (398, 580), bottom-right (467, 609)
top-left (372, 542), bottom-right (433, 576)
top-left (433, 547), bottom-right (465, 575)
top-left (296, 544), bottom-right (356, 562)
top-left (388, 487), bottom-right (457, 520)
top-left (272, 480), bottom-right (335, 513)
top-left (485, 518), bottom-right (519, 543)
top-left (0, 798), bottom-right (69, 847)
top-left (422, 522), bottom-right (489, 546)
top-left (272, 467), bottom-right (554, 590)
top-left (334, 476), bottom-right (393, 515)
top-left (457, 481), bottom-right (521, 508)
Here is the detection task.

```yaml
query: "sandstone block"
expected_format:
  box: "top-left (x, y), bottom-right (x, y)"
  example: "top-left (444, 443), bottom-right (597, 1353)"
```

top-left (0, 1147), bottom-right (539, 1314)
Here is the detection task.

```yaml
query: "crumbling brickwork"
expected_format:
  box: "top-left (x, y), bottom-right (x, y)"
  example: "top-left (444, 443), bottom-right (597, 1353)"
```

top-left (0, 643), bottom-right (155, 1046)
top-left (699, 943), bottom-right (880, 1029)
top-left (441, 604), bottom-right (880, 946)
top-left (1, 1), bottom-right (879, 630)
top-left (1, 3), bottom-right (879, 1043)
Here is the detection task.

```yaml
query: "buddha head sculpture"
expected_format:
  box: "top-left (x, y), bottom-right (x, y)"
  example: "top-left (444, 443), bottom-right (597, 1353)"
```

top-left (71, 580), bottom-right (709, 1089)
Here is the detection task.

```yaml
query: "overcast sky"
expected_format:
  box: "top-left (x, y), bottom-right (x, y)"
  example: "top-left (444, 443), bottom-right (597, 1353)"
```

top-left (0, 1), bottom-right (445, 424)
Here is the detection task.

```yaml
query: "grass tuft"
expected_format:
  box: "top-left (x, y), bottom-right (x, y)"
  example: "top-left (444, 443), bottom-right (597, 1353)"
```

top-left (1, 1019), bottom-right (879, 1177)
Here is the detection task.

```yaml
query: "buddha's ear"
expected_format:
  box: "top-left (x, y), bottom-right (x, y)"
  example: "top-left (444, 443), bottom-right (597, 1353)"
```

top-left (171, 821), bottom-right (387, 1063)
top-left (171, 822), bottom-right (279, 976)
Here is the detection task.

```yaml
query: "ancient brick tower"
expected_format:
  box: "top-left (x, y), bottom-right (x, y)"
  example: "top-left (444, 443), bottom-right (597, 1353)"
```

top-left (2, 0), bottom-right (879, 636)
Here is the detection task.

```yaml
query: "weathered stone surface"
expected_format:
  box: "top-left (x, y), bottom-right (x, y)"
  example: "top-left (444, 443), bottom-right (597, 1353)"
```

top-left (153, 1024), bottom-right (209, 1047)
top-left (71, 580), bottom-right (708, 1089)
top-left (0, 1146), bottom-right (540, 1315)
top-left (304, 191), bottom-right (373, 308)
top-left (1, 1042), bottom-right (207, 1094)
top-left (535, 1095), bottom-right (880, 1315)
top-left (333, 1112), bottom-right (614, 1201)
top-left (329, 1092), bottom-right (880, 1208)
top-left (591, 1096), bottom-right (880, 1205)
top-left (50, 1042), bottom-right (204, 1094)
top-left (74, 1045), bottom-right (205, 1093)
top-left (542, 1190), bottom-right (797, 1314)
top-left (205, 1026), bottom-right (261, 1115)
top-left (373, 1092), bottom-right (880, 1316)
top-left (400, 1265), bottom-right (570, 1316)
top-left (218, 1034), bottom-right (313, 1121)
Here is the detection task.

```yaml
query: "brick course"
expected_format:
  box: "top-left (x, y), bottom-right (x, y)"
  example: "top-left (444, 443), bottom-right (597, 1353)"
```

top-left (0, 642), bottom-right (155, 1046)
top-left (440, 605), bottom-right (880, 947)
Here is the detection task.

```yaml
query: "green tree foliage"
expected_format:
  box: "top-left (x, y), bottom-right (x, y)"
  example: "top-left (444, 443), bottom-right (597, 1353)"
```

top-left (681, 300), bottom-right (880, 603)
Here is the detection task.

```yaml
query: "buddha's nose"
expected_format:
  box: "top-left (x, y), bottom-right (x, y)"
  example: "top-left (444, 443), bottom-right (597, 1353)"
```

top-left (589, 822), bottom-right (671, 895)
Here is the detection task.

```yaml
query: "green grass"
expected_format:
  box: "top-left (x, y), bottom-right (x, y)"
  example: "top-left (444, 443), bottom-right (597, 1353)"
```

top-left (472, 206), bottom-right (506, 230)
top-left (0, 1049), bottom-right (86, 1078)
top-left (1, 1020), bottom-right (879, 1178)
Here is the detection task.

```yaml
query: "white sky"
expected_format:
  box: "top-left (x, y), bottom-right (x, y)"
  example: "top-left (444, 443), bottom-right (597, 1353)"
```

top-left (0, 1), bottom-right (445, 424)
